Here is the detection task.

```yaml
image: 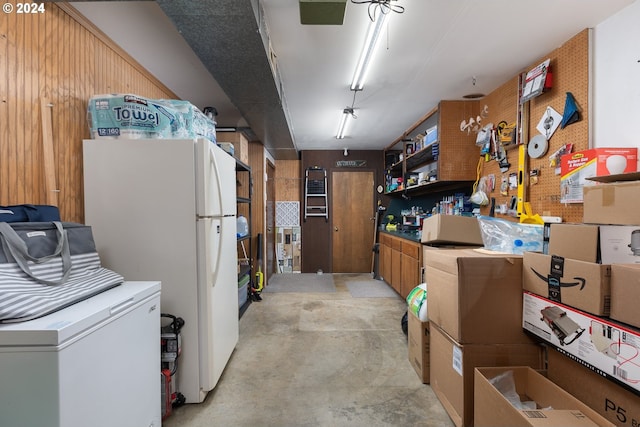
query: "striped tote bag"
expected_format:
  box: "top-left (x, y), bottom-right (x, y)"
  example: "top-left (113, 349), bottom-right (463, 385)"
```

top-left (0, 221), bottom-right (124, 323)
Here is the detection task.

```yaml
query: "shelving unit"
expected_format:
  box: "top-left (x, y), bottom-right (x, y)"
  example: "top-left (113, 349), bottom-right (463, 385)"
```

top-left (383, 100), bottom-right (479, 198)
top-left (236, 158), bottom-right (253, 318)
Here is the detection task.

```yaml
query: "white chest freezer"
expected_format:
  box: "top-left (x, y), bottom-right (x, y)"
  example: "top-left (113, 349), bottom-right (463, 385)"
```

top-left (0, 281), bottom-right (162, 427)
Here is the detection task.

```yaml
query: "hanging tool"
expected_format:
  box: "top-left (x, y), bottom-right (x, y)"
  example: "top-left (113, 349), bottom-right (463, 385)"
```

top-left (40, 98), bottom-right (59, 206)
top-left (516, 72), bottom-right (530, 219)
top-left (519, 202), bottom-right (544, 225)
top-left (253, 233), bottom-right (264, 300)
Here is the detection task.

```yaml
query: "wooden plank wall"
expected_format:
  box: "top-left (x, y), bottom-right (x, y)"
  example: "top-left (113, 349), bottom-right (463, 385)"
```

top-left (478, 29), bottom-right (590, 223)
top-left (0, 3), bottom-right (176, 222)
top-left (274, 159), bottom-right (301, 202)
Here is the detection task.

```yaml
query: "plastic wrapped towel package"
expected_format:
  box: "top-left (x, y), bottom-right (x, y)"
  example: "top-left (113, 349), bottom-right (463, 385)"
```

top-left (87, 94), bottom-right (217, 143)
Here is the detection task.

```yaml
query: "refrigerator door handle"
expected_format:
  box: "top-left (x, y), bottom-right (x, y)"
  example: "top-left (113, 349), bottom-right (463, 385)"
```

top-left (210, 222), bottom-right (222, 288)
top-left (208, 143), bottom-right (225, 217)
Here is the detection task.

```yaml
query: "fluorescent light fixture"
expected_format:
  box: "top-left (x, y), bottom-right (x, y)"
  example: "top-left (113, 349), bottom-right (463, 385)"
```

top-left (350, 12), bottom-right (389, 91)
top-left (336, 108), bottom-right (353, 139)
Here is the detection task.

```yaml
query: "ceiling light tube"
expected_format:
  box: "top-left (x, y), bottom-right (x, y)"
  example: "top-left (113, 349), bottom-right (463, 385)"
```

top-left (336, 108), bottom-right (352, 139)
top-left (350, 12), bottom-right (389, 91)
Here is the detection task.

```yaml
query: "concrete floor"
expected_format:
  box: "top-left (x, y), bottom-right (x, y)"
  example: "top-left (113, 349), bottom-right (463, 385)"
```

top-left (163, 273), bottom-right (454, 427)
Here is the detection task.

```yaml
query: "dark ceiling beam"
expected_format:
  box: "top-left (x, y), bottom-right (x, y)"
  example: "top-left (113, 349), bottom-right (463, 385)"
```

top-left (155, 0), bottom-right (298, 159)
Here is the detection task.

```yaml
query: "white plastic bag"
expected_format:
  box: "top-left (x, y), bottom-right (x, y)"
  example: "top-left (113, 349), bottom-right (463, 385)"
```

top-left (476, 215), bottom-right (543, 254)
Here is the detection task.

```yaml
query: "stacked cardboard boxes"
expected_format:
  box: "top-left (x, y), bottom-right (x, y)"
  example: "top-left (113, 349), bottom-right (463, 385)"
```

top-left (522, 175), bottom-right (640, 418)
top-left (424, 248), bottom-right (543, 427)
top-left (408, 215), bottom-right (484, 386)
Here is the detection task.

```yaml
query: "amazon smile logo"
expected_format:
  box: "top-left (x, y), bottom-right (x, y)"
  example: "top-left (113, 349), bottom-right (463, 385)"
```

top-left (531, 267), bottom-right (586, 290)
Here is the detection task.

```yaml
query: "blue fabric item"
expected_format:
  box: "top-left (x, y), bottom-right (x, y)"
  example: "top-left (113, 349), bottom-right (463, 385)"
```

top-left (0, 205), bottom-right (60, 222)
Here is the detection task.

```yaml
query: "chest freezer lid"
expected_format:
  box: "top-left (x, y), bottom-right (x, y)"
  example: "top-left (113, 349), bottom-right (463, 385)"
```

top-left (0, 281), bottom-right (160, 347)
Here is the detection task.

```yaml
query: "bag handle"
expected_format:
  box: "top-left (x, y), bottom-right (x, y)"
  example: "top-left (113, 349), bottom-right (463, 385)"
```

top-left (0, 221), bottom-right (72, 285)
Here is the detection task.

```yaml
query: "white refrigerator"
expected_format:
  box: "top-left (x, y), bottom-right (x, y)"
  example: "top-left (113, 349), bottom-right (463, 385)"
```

top-left (83, 138), bottom-right (239, 403)
top-left (0, 281), bottom-right (162, 427)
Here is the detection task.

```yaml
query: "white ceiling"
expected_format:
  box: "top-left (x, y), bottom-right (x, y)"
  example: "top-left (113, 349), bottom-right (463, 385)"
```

top-left (71, 0), bottom-right (635, 158)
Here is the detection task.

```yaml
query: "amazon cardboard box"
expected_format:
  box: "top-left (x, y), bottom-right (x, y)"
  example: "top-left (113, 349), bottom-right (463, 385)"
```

top-left (583, 178), bottom-right (640, 226)
top-left (522, 291), bottom-right (640, 396)
top-left (407, 311), bottom-right (430, 383)
top-left (522, 251), bottom-right (611, 316)
top-left (420, 214), bottom-right (484, 246)
top-left (547, 347), bottom-right (640, 427)
top-left (610, 264), bottom-right (640, 328)
top-left (430, 325), bottom-right (543, 427)
top-left (424, 248), bottom-right (532, 344)
top-left (474, 366), bottom-right (615, 427)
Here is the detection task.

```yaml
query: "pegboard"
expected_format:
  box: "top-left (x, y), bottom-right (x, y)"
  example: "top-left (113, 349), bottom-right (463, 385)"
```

top-left (478, 29), bottom-right (590, 223)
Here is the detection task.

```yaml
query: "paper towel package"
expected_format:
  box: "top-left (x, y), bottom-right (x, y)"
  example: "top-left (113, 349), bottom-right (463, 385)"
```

top-left (87, 94), bottom-right (216, 142)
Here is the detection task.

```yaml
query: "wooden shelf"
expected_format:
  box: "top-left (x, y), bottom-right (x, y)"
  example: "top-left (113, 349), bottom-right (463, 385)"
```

top-left (383, 100), bottom-right (480, 198)
top-left (386, 180), bottom-right (474, 197)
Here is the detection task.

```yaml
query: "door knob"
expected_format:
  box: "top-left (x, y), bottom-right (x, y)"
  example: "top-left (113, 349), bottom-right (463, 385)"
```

top-left (334, 226), bottom-right (339, 232)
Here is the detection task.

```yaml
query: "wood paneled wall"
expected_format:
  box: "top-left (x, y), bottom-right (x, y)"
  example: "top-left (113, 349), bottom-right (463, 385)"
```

top-left (274, 159), bottom-right (301, 202)
top-left (0, 3), bottom-right (176, 222)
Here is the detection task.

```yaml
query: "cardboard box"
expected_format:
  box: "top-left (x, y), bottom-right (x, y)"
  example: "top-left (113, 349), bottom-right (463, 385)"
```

top-left (474, 366), bottom-right (615, 427)
top-left (599, 225), bottom-right (640, 264)
top-left (424, 248), bottom-right (533, 344)
top-left (547, 223), bottom-right (640, 264)
top-left (583, 180), bottom-right (640, 226)
top-left (407, 311), bottom-right (430, 383)
top-left (422, 245), bottom-right (481, 283)
top-left (560, 148), bottom-right (637, 204)
top-left (547, 347), bottom-right (640, 427)
top-left (548, 223), bottom-right (599, 263)
top-left (217, 131), bottom-right (249, 164)
top-left (430, 325), bottom-right (543, 427)
top-left (420, 214), bottom-right (484, 245)
top-left (610, 264), bottom-right (640, 328)
top-left (522, 291), bottom-right (640, 396)
top-left (523, 251), bottom-right (611, 316)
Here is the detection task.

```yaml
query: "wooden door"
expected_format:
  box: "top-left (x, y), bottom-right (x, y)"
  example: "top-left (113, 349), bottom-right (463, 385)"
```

top-left (331, 171), bottom-right (375, 273)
